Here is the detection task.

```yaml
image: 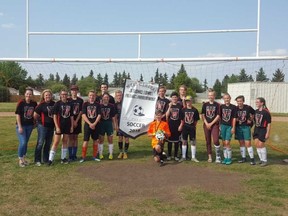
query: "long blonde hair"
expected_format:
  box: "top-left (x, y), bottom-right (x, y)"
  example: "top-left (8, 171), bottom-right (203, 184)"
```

top-left (40, 89), bottom-right (53, 102)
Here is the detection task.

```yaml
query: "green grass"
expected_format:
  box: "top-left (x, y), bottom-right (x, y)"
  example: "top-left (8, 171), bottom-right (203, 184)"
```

top-left (1, 116), bottom-right (288, 215)
top-left (0, 102), bottom-right (16, 112)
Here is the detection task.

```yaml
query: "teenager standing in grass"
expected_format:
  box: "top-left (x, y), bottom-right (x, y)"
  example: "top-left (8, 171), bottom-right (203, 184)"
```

top-left (15, 88), bottom-right (37, 167)
top-left (235, 95), bottom-right (256, 165)
top-left (79, 90), bottom-right (101, 163)
top-left (68, 85), bottom-right (83, 161)
top-left (98, 93), bottom-right (118, 160)
top-left (253, 97), bottom-right (271, 167)
top-left (48, 90), bottom-right (74, 165)
top-left (220, 93), bottom-right (237, 165)
top-left (201, 88), bottom-right (221, 163)
top-left (33, 89), bottom-right (55, 166)
top-left (96, 83), bottom-right (115, 104)
top-left (156, 86), bottom-right (170, 121)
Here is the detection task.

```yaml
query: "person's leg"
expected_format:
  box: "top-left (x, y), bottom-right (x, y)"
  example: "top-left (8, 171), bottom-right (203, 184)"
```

top-left (107, 135), bottom-right (114, 159)
top-left (203, 124), bottom-right (212, 162)
top-left (167, 142), bottom-right (172, 160)
top-left (118, 135), bottom-right (124, 159)
top-left (23, 125), bottom-right (34, 163)
top-left (98, 135), bottom-right (104, 159)
top-left (34, 124), bottom-right (45, 164)
top-left (211, 124), bottom-right (221, 163)
top-left (61, 134), bottom-right (69, 163)
top-left (48, 134), bottom-right (61, 164)
top-left (43, 128), bottom-right (54, 163)
top-left (16, 125), bottom-right (26, 166)
top-left (123, 137), bottom-right (129, 159)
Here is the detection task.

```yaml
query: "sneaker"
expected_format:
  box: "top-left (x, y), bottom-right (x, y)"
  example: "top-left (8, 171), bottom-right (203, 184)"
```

top-left (207, 158), bottom-right (213, 163)
top-left (118, 152), bottom-right (123, 159)
top-left (222, 158), bottom-right (227, 164)
top-left (166, 156), bottom-right (171, 161)
top-left (238, 157), bottom-right (247, 163)
top-left (47, 160), bottom-right (53, 166)
top-left (258, 161), bottom-right (263, 165)
top-left (79, 158), bottom-right (85, 163)
top-left (250, 158), bottom-right (256, 165)
top-left (99, 154), bottom-right (104, 160)
top-left (93, 157), bottom-right (101, 162)
top-left (260, 161), bottom-right (268, 167)
top-left (174, 157), bottom-right (180, 161)
top-left (159, 160), bottom-right (164, 167)
top-left (191, 158), bottom-right (199, 163)
top-left (283, 159), bottom-right (288, 163)
top-left (225, 158), bottom-right (232, 165)
top-left (215, 157), bottom-right (221, 164)
top-left (109, 154), bottom-right (113, 160)
top-left (61, 158), bottom-right (69, 164)
top-left (123, 153), bottom-right (128, 159)
top-left (23, 160), bottom-right (29, 166)
top-left (19, 161), bottom-right (25, 168)
top-left (35, 162), bottom-right (42, 167)
top-left (178, 158), bottom-right (185, 163)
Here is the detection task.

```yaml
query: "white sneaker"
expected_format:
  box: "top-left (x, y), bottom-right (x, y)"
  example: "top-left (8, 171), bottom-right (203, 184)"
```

top-left (35, 162), bottom-right (41, 167)
top-left (215, 157), bottom-right (221, 164)
top-left (191, 158), bottom-right (199, 163)
top-left (93, 158), bottom-right (101, 162)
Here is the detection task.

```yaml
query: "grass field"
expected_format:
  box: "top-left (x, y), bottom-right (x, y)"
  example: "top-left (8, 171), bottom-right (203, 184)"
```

top-left (1, 114), bottom-right (288, 216)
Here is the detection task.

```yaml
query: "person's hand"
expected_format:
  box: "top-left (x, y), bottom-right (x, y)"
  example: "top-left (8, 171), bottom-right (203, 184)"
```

top-left (70, 127), bottom-right (74, 133)
top-left (18, 126), bottom-right (23, 134)
top-left (56, 127), bottom-right (61, 134)
top-left (265, 133), bottom-right (269, 140)
top-left (73, 121), bottom-right (78, 128)
top-left (231, 127), bottom-right (235, 134)
top-left (89, 123), bottom-right (95, 130)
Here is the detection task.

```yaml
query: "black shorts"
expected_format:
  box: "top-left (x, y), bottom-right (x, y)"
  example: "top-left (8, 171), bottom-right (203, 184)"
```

top-left (72, 121), bottom-right (82, 134)
top-left (83, 123), bottom-right (100, 141)
top-left (116, 130), bottom-right (129, 138)
top-left (253, 127), bottom-right (267, 142)
top-left (56, 122), bottom-right (71, 135)
top-left (182, 126), bottom-right (196, 141)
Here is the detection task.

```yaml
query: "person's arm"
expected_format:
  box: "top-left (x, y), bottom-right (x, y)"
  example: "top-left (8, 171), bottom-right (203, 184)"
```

top-left (178, 119), bottom-right (184, 131)
top-left (82, 113), bottom-right (92, 127)
top-left (265, 123), bottom-right (271, 139)
top-left (70, 116), bottom-right (74, 133)
top-left (231, 118), bottom-right (236, 134)
top-left (16, 114), bottom-right (23, 134)
top-left (165, 102), bottom-right (172, 121)
top-left (53, 114), bottom-right (61, 134)
top-left (92, 114), bottom-right (101, 127)
top-left (74, 111), bottom-right (83, 127)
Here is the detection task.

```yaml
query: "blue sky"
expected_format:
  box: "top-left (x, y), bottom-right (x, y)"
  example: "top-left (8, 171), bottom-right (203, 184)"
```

top-left (0, 0), bottom-right (287, 84)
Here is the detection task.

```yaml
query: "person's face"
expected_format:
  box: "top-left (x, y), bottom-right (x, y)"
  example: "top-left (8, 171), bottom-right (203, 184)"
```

top-left (44, 92), bottom-right (52, 103)
top-left (185, 100), bottom-right (192, 106)
top-left (88, 92), bottom-right (96, 102)
top-left (223, 95), bottom-right (231, 105)
top-left (115, 93), bottom-right (122, 102)
top-left (71, 89), bottom-right (78, 97)
top-left (171, 96), bottom-right (178, 103)
top-left (158, 88), bottom-right (166, 97)
top-left (60, 91), bottom-right (68, 102)
top-left (236, 98), bottom-right (244, 107)
top-left (101, 85), bottom-right (108, 93)
top-left (208, 92), bottom-right (215, 101)
top-left (102, 94), bottom-right (109, 104)
top-left (155, 114), bottom-right (162, 121)
top-left (179, 87), bottom-right (186, 96)
top-left (25, 90), bottom-right (33, 102)
top-left (255, 99), bottom-right (262, 109)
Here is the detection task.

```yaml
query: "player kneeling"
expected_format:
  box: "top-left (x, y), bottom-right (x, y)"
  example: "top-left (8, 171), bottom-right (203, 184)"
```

top-left (148, 110), bottom-right (171, 166)
top-left (79, 90), bottom-right (101, 163)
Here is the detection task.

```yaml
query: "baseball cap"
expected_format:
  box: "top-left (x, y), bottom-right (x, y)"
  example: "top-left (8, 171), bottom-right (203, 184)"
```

top-left (184, 95), bottom-right (193, 101)
top-left (70, 85), bottom-right (79, 90)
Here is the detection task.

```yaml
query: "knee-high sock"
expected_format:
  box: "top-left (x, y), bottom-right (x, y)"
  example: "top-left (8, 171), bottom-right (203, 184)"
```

top-left (256, 148), bottom-right (262, 161)
top-left (61, 148), bottom-right (68, 160)
top-left (49, 150), bottom-right (56, 161)
top-left (223, 147), bottom-right (227, 159)
top-left (98, 143), bottom-right (104, 155)
top-left (227, 148), bottom-right (232, 159)
top-left (82, 146), bottom-right (87, 159)
top-left (108, 144), bottom-right (113, 155)
top-left (167, 142), bottom-right (172, 157)
top-left (118, 142), bottom-right (123, 151)
top-left (247, 146), bottom-right (254, 159)
top-left (191, 145), bottom-right (196, 159)
top-left (124, 142), bottom-right (129, 152)
top-left (240, 146), bottom-right (246, 158)
top-left (182, 145), bottom-right (187, 159)
top-left (93, 144), bottom-right (98, 158)
top-left (260, 147), bottom-right (267, 162)
top-left (215, 145), bottom-right (221, 159)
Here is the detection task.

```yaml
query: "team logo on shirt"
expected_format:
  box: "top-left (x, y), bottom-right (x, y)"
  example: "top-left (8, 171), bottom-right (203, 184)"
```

top-left (222, 108), bottom-right (232, 122)
top-left (185, 111), bottom-right (194, 124)
top-left (156, 100), bottom-right (166, 112)
top-left (170, 108), bottom-right (179, 120)
top-left (87, 105), bottom-right (97, 119)
top-left (24, 106), bottom-right (34, 119)
top-left (237, 110), bottom-right (247, 124)
top-left (47, 106), bottom-right (53, 118)
top-left (61, 105), bottom-right (71, 118)
top-left (255, 113), bottom-right (263, 127)
top-left (206, 106), bottom-right (215, 119)
top-left (73, 103), bottom-right (80, 115)
top-left (101, 108), bottom-right (110, 120)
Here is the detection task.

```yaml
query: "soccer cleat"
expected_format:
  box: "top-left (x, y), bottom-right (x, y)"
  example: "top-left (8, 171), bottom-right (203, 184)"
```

top-left (250, 158), bottom-right (256, 165)
top-left (225, 158), bottom-right (232, 165)
top-left (215, 157), bottom-right (221, 164)
top-left (174, 157), bottom-right (180, 161)
top-left (178, 158), bottom-right (185, 163)
top-left (109, 154), bottom-right (113, 160)
top-left (35, 162), bottom-right (41, 167)
top-left (191, 158), bottom-right (199, 163)
top-left (238, 157), bottom-right (247, 163)
top-left (260, 162), bottom-right (268, 167)
top-left (258, 161), bottom-right (263, 165)
top-left (47, 160), bottom-right (53, 166)
top-left (61, 158), bottom-right (69, 164)
top-left (79, 158), bottom-right (85, 163)
top-left (118, 152), bottom-right (123, 159)
top-left (123, 153), bottom-right (128, 159)
top-left (99, 154), bottom-right (104, 160)
top-left (159, 160), bottom-right (164, 167)
top-left (166, 156), bottom-right (171, 161)
top-left (222, 158), bottom-right (227, 164)
top-left (93, 157), bottom-right (101, 162)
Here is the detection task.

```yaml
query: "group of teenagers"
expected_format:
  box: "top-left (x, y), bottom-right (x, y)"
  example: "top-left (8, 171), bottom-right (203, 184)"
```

top-left (15, 83), bottom-right (271, 168)
top-left (148, 85), bottom-right (271, 167)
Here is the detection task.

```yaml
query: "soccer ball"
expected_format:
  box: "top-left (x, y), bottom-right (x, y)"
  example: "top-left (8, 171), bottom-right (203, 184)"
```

top-left (133, 105), bottom-right (144, 116)
top-left (155, 130), bottom-right (165, 141)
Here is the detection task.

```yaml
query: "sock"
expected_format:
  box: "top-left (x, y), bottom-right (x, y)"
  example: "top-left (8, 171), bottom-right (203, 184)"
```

top-left (191, 145), bottom-right (196, 159)
top-left (215, 145), bottom-right (221, 159)
top-left (124, 142), bottom-right (129, 153)
top-left (227, 148), bottom-right (232, 159)
top-left (256, 148), bottom-right (262, 161)
top-left (247, 146), bottom-right (254, 159)
top-left (118, 142), bottom-right (123, 151)
top-left (261, 147), bottom-right (267, 162)
top-left (223, 147), bottom-right (227, 159)
top-left (82, 146), bottom-right (87, 159)
top-left (98, 144), bottom-right (104, 156)
top-left (49, 150), bottom-right (56, 161)
top-left (68, 147), bottom-right (73, 159)
top-left (61, 148), bottom-right (68, 160)
top-left (93, 144), bottom-right (98, 158)
top-left (108, 144), bottom-right (113, 155)
top-left (73, 146), bottom-right (78, 158)
top-left (174, 142), bottom-right (179, 158)
top-left (182, 145), bottom-right (187, 159)
top-left (240, 147), bottom-right (246, 158)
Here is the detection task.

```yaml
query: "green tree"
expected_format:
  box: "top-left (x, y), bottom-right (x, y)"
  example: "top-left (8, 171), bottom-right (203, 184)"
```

top-left (168, 73), bottom-right (176, 89)
top-left (35, 73), bottom-right (45, 87)
top-left (271, 68), bottom-right (285, 82)
top-left (48, 73), bottom-right (55, 82)
top-left (178, 64), bottom-right (187, 75)
top-left (0, 85), bottom-right (11, 102)
top-left (0, 61), bottom-right (27, 88)
top-left (191, 77), bottom-right (203, 93)
top-left (127, 73), bottom-right (131, 79)
top-left (112, 72), bottom-right (119, 87)
top-left (26, 75), bottom-right (36, 88)
top-left (76, 76), bottom-right (96, 96)
top-left (203, 78), bottom-right (208, 91)
top-left (154, 68), bottom-right (160, 83)
top-left (62, 74), bottom-right (70, 88)
top-left (256, 67), bottom-right (269, 82)
top-left (163, 73), bottom-right (168, 86)
top-left (248, 75), bottom-right (254, 82)
top-left (238, 69), bottom-right (249, 82)
top-left (50, 83), bottom-right (67, 94)
top-left (55, 72), bottom-right (60, 83)
top-left (104, 73), bottom-right (109, 84)
top-left (89, 70), bottom-right (94, 77)
top-left (71, 74), bottom-right (78, 85)
top-left (96, 73), bottom-right (103, 89)
top-left (213, 79), bottom-right (222, 99)
top-left (140, 74), bottom-right (143, 81)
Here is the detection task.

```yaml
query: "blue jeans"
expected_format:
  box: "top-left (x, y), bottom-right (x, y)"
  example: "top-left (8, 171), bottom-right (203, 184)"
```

top-left (34, 124), bottom-right (54, 163)
top-left (16, 125), bottom-right (34, 158)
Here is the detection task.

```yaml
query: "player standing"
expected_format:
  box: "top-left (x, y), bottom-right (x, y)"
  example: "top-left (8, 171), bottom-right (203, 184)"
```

top-left (68, 85), bottom-right (83, 161)
top-left (96, 83), bottom-right (115, 104)
top-left (48, 90), bottom-right (74, 165)
top-left (201, 88), bottom-right (221, 163)
top-left (156, 86), bottom-right (170, 121)
top-left (79, 90), bottom-right (101, 163)
top-left (253, 97), bottom-right (271, 167)
top-left (33, 89), bottom-right (55, 166)
top-left (235, 95), bottom-right (256, 165)
top-left (180, 96), bottom-right (200, 162)
top-left (220, 93), bottom-right (237, 165)
top-left (98, 93), bottom-right (118, 160)
top-left (15, 88), bottom-right (37, 167)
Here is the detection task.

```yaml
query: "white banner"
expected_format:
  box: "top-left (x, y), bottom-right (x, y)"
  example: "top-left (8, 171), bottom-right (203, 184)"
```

top-left (119, 79), bottom-right (159, 139)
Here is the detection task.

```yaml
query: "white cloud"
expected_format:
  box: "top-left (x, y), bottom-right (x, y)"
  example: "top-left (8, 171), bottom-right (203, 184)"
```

top-left (203, 52), bottom-right (230, 57)
top-left (1, 23), bottom-right (15, 29)
top-left (0, 12), bottom-right (4, 16)
top-left (258, 49), bottom-right (287, 56)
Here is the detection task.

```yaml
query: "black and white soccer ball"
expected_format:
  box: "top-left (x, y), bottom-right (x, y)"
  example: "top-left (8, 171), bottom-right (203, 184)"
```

top-left (155, 130), bottom-right (165, 141)
top-left (133, 105), bottom-right (144, 116)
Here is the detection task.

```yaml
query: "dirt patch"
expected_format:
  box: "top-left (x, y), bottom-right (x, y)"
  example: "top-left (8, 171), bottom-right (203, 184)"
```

top-left (77, 160), bottom-right (247, 205)
top-left (0, 112), bottom-right (14, 117)
top-left (272, 116), bottom-right (288, 122)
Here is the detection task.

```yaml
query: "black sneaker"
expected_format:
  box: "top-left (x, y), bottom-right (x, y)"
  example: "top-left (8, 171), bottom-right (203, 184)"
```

top-left (159, 160), bottom-right (164, 167)
top-left (238, 157), bottom-right (247, 163)
top-left (61, 158), bottom-right (69, 164)
top-left (260, 161), bottom-right (268, 167)
top-left (47, 160), bottom-right (53, 166)
top-left (250, 158), bottom-right (256, 165)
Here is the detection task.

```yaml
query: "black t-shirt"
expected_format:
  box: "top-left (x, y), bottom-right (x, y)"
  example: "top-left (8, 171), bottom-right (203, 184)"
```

top-left (115, 101), bottom-right (122, 122)
top-left (201, 101), bottom-right (220, 124)
top-left (236, 104), bottom-right (255, 126)
top-left (53, 100), bottom-right (73, 125)
top-left (182, 107), bottom-right (200, 128)
top-left (167, 103), bottom-right (183, 127)
top-left (96, 94), bottom-right (115, 104)
top-left (69, 97), bottom-right (84, 120)
top-left (82, 101), bottom-right (101, 123)
top-left (220, 104), bottom-right (237, 126)
top-left (35, 101), bottom-right (55, 128)
top-left (156, 97), bottom-right (170, 114)
top-left (15, 99), bottom-right (37, 126)
top-left (100, 103), bottom-right (116, 121)
top-left (254, 109), bottom-right (271, 128)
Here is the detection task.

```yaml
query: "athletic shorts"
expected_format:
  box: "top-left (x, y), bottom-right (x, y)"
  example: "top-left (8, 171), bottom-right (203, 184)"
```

top-left (220, 124), bottom-right (233, 141)
top-left (182, 126), bottom-right (196, 141)
top-left (83, 123), bottom-right (99, 141)
top-left (117, 130), bottom-right (129, 137)
top-left (253, 127), bottom-right (267, 142)
top-left (72, 121), bottom-right (82, 134)
top-left (56, 122), bottom-right (71, 135)
top-left (235, 125), bottom-right (251, 141)
top-left (99, 120), bottom-right (114, 136)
